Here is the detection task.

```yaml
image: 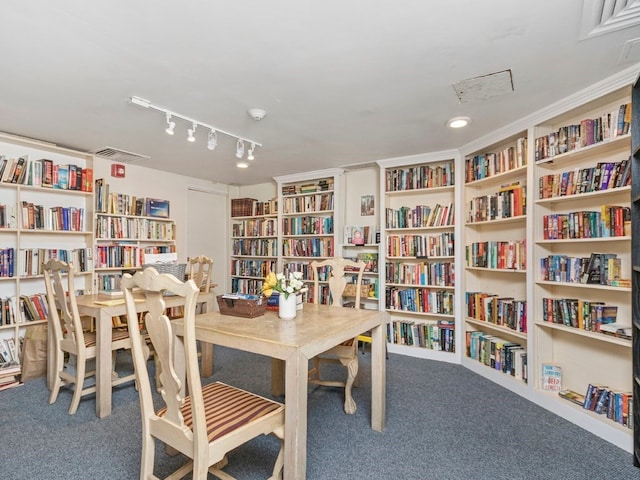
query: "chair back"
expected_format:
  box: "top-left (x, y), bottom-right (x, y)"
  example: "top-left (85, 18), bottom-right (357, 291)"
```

top-left (310, 257), bottom-right (366, 308)
top-left (121, 267), bottom-right (204, 454)
top-left (188, 255), bottom-right (213, 292)
top-left (42, 259), bottom-right (85, 353)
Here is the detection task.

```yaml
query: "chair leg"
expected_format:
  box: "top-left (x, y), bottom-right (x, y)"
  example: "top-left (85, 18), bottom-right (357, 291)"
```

top-left (48, 348), bottom-right (64, 405)
top-left (140, 432), bottom-right (156, 480)
top-left (68, 354), bottom-right (85, 415)
top-left (268, 428), bottom-right (285, 480)
top-left (342, 356), bottom-right (358, 414)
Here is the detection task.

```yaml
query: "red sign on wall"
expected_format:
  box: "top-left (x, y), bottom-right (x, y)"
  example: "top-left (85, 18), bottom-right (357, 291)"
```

top-left (111, 163), bottom-right (126, 178)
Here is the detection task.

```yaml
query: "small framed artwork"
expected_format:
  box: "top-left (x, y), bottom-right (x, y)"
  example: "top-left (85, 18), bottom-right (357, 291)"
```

top-left (361, 194), bottom-right (374, 216)
top-left (146, 198), bottom-right (170, 218)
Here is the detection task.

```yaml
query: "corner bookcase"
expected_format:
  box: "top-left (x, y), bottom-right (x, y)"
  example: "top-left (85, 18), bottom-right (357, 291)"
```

top-left (274, 169), bottom-right (343, 304)
top-left (0, 133), bottom-right (94, 377)
top-left (377, 153), bottom-right (458, 362)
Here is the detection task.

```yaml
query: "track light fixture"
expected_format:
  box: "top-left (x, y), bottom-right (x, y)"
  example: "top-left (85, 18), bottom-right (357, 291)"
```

top-left (236, 139), bottom-right (245, 159)
top-left (165, 113), bottom-right (176, 135)
top-left (129, 96), bottom-right (262, 167)
top-left (207, 129), bottom-right (218, 150)
top-left (187, 122), bottom-right (197, 142)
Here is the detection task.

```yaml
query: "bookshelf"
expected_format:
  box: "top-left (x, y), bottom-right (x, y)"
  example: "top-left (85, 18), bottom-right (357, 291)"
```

top-left (631, 77), bottom-right (640, 466)
top-left (532, 86), bottom-right (633, 445)
top-left (340, 242), bottom-right (381, 310)
top-left (93, 179), bottom-right (176, 292)
top-left (229, 196), bottom-right (278, 295)
top-left (0, 133), bottom-right (94, 379)
top-left (377, 153), bottom-right (457, 361)
top-left (461, 132), bottom-right (530, 385)
top-left (274, 169), bottom-right (343, 304)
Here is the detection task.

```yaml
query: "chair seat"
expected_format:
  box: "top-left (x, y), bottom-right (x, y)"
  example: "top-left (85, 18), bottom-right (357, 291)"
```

top-left (157, 381), bottom-right (284, 442)
top-left (82, 328), bottom-right (129, 348)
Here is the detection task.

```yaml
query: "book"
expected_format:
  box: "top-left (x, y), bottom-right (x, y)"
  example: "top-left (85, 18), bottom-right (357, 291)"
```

top-left (559, 389), bottom-right (585, 406)
top-left (541, 363), bottom-right (562, 392)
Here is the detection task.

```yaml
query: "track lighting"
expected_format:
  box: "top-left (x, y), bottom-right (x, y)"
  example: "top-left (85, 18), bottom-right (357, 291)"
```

top-left (165, 113), bottom-right (175, 135)
top-left (129, 95), bottom-right (262, 165)
top-left (187, 122), bottom-right (197, 142)
top-left (236, 139), bottom-right (245, 159)
top-left (207, 129), bottom-right (218, 150)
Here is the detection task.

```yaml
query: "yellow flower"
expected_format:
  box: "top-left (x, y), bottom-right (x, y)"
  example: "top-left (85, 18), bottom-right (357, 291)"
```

top-left (262, 271), bottom-right (278, 297)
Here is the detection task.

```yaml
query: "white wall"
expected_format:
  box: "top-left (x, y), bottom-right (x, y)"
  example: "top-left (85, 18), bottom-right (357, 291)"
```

top-left (343, 167), bottom-right (380, 244)
top-left (93, 159), bottom-right (229, 263)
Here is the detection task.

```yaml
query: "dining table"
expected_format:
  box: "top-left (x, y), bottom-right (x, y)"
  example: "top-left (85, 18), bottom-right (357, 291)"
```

top-left (46, 291), bottom-right (215, 418)
top-left (172, 303), bottom-right (388, 480)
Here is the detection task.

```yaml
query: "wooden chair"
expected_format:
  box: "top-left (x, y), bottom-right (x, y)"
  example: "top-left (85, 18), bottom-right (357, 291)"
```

top-left (188, 255), bottom-right (214, 293)
top-left (309, 257), bottom-right (366, 414)
top-left (43, 259), bottom-right (135, 415)
top-left (122, 267), bottom-right (285, 480)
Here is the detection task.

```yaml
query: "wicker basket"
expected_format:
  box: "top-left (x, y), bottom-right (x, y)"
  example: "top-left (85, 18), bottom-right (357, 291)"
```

top-left (217, 295), bottom-right (266, 318)
top-left (343, 283), bottom-right (371, 298)
top-left (142, 262), bottom-right (187, 281)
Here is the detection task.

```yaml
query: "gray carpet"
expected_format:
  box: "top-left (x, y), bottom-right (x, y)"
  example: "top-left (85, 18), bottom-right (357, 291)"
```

top-left (1, 346), bottom-right (639, 479)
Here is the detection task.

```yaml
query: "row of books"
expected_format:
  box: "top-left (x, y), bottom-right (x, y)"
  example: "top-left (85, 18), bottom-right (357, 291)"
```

top-left (95, 216), bottom-right (175, 241)
top-left (386, 232), bottom-right (455, 258)
top-left (231, 218), bottom-right (278, 238)
top-left (281, 215), bottom-right (334, 235)
top-left (540, 252), bottom-right (624, 286)
top-left (0, 155), bottom-right (93, 191)
top-left (281, 178), bottom-right (333, 196)
top-left (465, 183), bottom-right (526, 223)
top-left (0, 297), bottom-right (17, 325)
top-left (0, 248), bottom-right (15, 277)
top-left (464, 137), bottom-right (528, 183)
top-left (281, 191), bottom-right (334, 213)
top-left (0, 203), bottom-right (17, 228)
top-left (542, 206), bottom-right (630, 240)
top-left (230, 258), bottom-right (276, 278)
top-left (0, 338), bottom-right (21, 391)
top-left (385, 261), bottom-right (454, 287)
top-left (19, 293), bottom-right (48, 322)
top-left (343, 225), bottom-right (379, 245)
top-left (466, 330), bottom-right (527, 382)
top-left (465, 292), bottom-right (527, 333)
top-left (538, 157), bottom-right (631, 199)
top-left (387, 319), bottom-right (455, 351)
top-left (95, 179), bottom-right (170, 218)
top-left (231, 238), bottom-right (278, 257)
top-left (281, 237), bottom-right (334, 258)
top-left (95, 245), bottom-right (146, 269)
top-left (559, 385), bottom-right (632, 428)
top-left (230, 277), bottom-right (264, 296)
top-left (385, 202), bottom-right (456, 229)
top-left (385, 287), bottom-right (454, 315)
top-left (20, 248), bottom-right (92, 277)
top-left (230, 197), bottom-right (278, 218)
top-left (465, 240), bottom-right (527, 270)
top-left (534, 102), bottom-right (631, 161)
top-left (385, 163), bottom-right (454, 192)
top-left (20, 202), bottom-right (85, 232)
top-left (541, 297), bottom-right (618, 332)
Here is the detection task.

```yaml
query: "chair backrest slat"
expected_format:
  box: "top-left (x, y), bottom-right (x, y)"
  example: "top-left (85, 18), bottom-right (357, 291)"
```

top-left (310, 257), bottom-right (366, 308)
top-left (188, 255), bottom-right (213, 293)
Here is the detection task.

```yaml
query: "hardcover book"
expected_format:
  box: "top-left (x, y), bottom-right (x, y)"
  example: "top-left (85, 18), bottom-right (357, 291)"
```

top-left (541, 363), bottom-right (562, 392)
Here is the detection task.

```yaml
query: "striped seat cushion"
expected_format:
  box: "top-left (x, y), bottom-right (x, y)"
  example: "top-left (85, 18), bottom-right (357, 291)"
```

top-left (83, 329), bottom-right (129, 348)
top-left (157, 382), bottom-right (283, 442)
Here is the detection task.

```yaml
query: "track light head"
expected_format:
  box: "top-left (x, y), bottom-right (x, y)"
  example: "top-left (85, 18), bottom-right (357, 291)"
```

top-left (187, 122), bottom-right (197, 142)
top-left (247, 142), bottom-right (255, 161)
top-left (236, 139), bottom-right (245, 159)
top-left (207, 129), bottom-right (218, 150)
top-left (165, 113), bottom-right (175, 135)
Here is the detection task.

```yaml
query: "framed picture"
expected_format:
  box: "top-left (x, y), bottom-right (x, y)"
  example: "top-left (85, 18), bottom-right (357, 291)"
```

top-left (361, 194), bottom-right (374, 216)
top-left (146, 198), bottom-right (170, 218)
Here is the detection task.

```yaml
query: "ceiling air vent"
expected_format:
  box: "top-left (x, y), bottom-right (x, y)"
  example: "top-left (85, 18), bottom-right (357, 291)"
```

top-left (91, 147), bottom-right (149, 163)
top-left (580, 0), bottom-right (640, 39)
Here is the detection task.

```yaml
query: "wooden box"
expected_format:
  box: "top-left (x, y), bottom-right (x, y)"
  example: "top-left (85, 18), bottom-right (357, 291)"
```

top-left (216, 295), bottom-right (266, 318)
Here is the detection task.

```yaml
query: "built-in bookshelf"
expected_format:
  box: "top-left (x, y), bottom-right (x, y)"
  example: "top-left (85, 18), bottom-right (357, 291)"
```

top-left (340, 242), bottom-right (381, 310)
top-left (462, 132), bottom-right (530, 386)
top-left (532, 86), bottom-right (633, 446)
top-left (230, 196), bottom-right (278, 295)
top-left (377, 154), bottom-right (457, 361)
top-left (0, 133), bottom-right (94, 380)
top-left (629, 77), bottom-right (640, 466)
top-left (275, 169), bottom-right (343, 304)
top-left (94, 179), bottom-right (176, 292)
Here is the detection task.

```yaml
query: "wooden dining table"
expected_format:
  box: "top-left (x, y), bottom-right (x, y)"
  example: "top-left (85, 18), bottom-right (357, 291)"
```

top-left (46, 291), bottom-right (215, 418)
top-left (172, 304), bottom-right (388, 480)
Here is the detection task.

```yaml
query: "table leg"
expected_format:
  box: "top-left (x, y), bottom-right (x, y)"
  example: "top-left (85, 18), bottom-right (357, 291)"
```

top-left (46, 319), bottom-right (55, 390)
top-left (370, 323), bottom-right (386, 432)
top-left (283, 352), bottom-right (308, 480)
top-left (96, 310), bottom-right (113, 418)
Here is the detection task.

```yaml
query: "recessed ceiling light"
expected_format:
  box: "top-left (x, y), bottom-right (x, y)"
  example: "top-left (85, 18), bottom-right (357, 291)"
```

top-left (447, 116), bottom-right (471, 129)
top-left (236, 160), bottom-right (249, 168)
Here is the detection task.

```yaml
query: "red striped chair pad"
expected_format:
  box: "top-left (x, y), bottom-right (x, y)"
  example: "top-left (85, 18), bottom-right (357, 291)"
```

top-left (83, 329), bottom-right (129, 348)
top-left (157, 382), bottom-right (283, 442)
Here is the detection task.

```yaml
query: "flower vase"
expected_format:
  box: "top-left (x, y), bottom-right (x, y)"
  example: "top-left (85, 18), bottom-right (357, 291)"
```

top-left (278, 293), bottom-right (297, 320)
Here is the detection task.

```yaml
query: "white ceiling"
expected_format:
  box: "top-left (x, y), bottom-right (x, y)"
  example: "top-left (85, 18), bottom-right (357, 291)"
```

top-left (1, 0), bottom-right (640, 186)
